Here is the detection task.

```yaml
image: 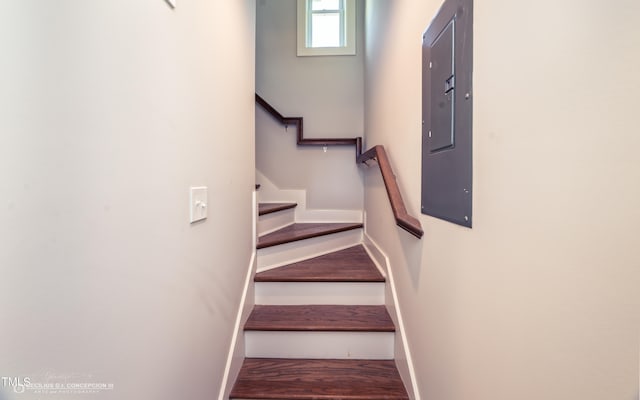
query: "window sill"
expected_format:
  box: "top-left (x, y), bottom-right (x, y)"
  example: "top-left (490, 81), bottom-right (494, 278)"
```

top-left (297, 45), bottom-right (356, 57)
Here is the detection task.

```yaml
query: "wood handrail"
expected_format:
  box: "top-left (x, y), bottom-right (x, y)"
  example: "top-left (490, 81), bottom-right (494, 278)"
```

top-left (256, 93), bottom-right (423, 239)
top-left (357, 146), bottom-right (423, 238)
top-left (256, 94), bottom-right (362, 157)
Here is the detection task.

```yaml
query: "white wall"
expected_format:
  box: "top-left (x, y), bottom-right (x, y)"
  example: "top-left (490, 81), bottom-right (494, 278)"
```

top-left (256, 0), bottom-right (364, 211)
top-left (0, 1), bottom-right (255, 399)
top-left (365, 0), bottom-right (640, 399)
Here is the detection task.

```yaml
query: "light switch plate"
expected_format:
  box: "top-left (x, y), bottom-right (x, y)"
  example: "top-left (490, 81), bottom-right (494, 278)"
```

top-left (190, 186), bottom-right (208, 223)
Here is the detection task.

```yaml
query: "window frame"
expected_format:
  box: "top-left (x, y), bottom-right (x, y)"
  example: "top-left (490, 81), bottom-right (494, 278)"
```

top-left (296, 0), bottom-right (356, 57)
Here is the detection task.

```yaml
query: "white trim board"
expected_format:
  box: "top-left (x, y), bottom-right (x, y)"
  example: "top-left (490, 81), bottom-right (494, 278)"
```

top-left (364, 232), bottom-right (421, 400)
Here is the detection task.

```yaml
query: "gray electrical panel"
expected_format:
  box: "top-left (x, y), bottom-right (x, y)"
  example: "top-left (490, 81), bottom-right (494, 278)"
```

top-left (421, 0), bottom-right (473, 228)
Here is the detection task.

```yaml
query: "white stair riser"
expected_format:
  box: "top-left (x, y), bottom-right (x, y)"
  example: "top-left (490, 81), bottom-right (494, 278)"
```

top-left (257, 229), bottom-right (363, 271)
top-left (255, 282), bottom-right (384, 305)
top-left (294, 209), bottom-right (363, 223)
top-left (257, 208), bottom-right (295, 236)
top-left (244, 331), bottom-right (394, 359)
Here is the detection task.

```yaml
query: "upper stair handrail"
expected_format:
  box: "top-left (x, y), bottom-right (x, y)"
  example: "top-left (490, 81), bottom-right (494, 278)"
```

top-left (255, 93), bottom-right (423, 239)
top-left (255, 94), bottom-right (362, 154)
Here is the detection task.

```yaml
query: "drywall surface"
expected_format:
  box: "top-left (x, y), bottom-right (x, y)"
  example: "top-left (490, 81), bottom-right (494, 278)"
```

top-left (255, 0), bottom-right (364, 211)
top-left (256, 105), bottom-right (363, 210)
top-left (0, 2), bottom-right (255, 399)
top-left (364, 0), bottom-right (640, 399)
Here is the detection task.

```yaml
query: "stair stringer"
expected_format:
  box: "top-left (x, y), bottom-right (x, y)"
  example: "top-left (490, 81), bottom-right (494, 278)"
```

top-left (363, 230), bottom-right (421, 400)
top-left (256, 169), bottom-right (363, 223)
top-left (218, 191), bottom-right (258, 400)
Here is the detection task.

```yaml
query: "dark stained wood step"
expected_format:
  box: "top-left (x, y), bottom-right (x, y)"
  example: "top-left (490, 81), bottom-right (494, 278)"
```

top-left (255, 245), bottom-right (384, 282)
top-left (244, 305), bottom-right (394, 332)
top-left (230, 358), bottom-right (409, 400)
top-left (258, 202), bottom-right (297, 216)
top-left (257, 222), bottom-right (363, 249)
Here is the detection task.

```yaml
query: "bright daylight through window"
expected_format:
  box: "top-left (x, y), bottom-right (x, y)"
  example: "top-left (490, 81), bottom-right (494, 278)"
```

top-left (297, 0), bottom-right (356, 56)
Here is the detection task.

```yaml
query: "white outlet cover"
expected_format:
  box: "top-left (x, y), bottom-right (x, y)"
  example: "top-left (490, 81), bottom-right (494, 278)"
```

top-left (165, 0), bottom-right (176, 9)
top-left (190, 186), bottom-right (208, 223)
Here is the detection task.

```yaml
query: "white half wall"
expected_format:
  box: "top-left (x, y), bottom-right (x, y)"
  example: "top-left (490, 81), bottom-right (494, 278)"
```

top-left (364, 0), bottom-right (640, 399)
top-left (0, 2), bottom-right (255, 399)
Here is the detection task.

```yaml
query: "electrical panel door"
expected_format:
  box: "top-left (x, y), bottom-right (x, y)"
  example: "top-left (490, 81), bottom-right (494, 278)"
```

top-left (421, 0), bottom-right (473, 228)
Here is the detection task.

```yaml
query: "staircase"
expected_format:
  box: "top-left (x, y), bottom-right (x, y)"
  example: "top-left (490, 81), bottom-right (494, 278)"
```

top-left (229, 202), bottom-right (410, 399)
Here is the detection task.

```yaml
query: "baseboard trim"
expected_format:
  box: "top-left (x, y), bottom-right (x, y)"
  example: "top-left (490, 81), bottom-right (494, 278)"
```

top-left (363, 232), bottom-right (421, 400)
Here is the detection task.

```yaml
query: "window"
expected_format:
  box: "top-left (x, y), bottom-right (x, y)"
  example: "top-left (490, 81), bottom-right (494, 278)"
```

top-left (297, 0), bottom-right (356, 56)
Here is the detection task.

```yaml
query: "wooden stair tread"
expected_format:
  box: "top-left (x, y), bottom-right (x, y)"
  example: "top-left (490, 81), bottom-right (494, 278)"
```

top-left (230, 358), bottom-right (409, 400)
top-left (255, 245), bottom-right (384, 282)
top-left (258, 202), bottom-right (297, 216)
top-left (245, 305), bottom-right (394, 332)
top-left (257, 222), bottom-right (363, 249)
